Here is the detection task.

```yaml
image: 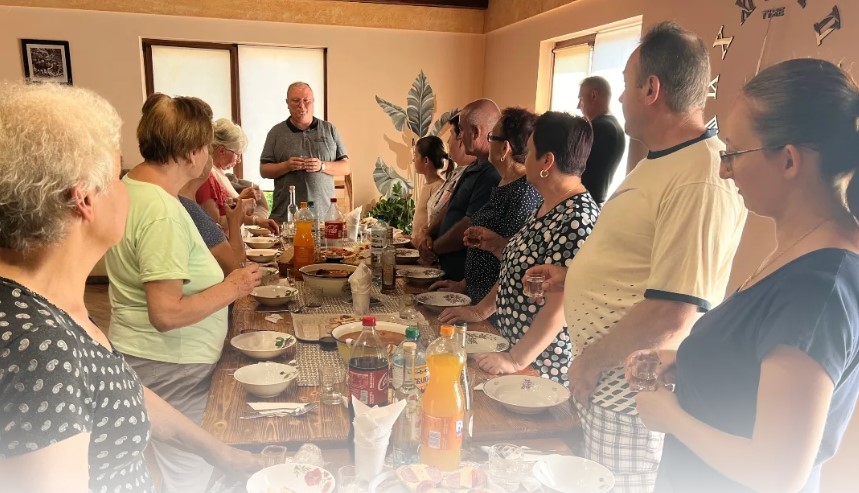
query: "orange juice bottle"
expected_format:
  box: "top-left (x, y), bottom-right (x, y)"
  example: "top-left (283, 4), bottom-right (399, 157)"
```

top-left (420, 324), bottom-right (466, 471)
top-left (293, 201), bottom-right (315, 280)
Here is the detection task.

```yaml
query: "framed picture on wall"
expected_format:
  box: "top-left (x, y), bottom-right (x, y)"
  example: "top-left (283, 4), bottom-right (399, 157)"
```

top-left (20, 39), bottom-right (73, 85)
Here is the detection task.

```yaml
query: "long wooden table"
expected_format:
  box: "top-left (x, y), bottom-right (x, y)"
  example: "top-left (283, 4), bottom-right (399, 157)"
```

top-left (200, 281), bottom-right (581, 453)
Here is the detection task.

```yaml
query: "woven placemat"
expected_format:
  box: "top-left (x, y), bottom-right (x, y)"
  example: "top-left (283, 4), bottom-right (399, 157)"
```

top-left (293, 311), bottom-right (435, 387)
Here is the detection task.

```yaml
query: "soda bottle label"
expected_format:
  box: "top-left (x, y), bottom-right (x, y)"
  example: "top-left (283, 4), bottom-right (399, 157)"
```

top-left (392, 363), bottom-right (429, 391)
top-left (421, 415), bottom-right (463, 450)
top-left (348, 366), bottom-right (389, 405)
top-left (324, 221), bottom-right (345, 239)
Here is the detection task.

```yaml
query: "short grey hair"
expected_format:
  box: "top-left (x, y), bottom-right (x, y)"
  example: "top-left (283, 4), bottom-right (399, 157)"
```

top-left (287, 81), bottom-right (313, 95)
top-left (0, 83), bottom-right (120, 251)
top-left (638, 21), bottom-right (710, 114)
top-left (213, 118), bottom-right (248, 153)
top-left (581, 76), bottom-right (612, 100)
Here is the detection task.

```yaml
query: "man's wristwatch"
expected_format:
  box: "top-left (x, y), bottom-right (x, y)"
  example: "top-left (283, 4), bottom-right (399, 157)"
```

top-left (320, 162), bottom-right (326, 173)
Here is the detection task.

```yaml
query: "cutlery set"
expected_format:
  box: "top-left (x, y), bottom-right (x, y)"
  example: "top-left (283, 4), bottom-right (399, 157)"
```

top-left (240, 402), bottom-right (318, 419)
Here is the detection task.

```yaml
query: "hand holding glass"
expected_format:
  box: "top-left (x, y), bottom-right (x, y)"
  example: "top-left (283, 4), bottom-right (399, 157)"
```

top-left (629, 350), bottom-right (660, 391)
top-left (523, 273), bottom-right (545, 303)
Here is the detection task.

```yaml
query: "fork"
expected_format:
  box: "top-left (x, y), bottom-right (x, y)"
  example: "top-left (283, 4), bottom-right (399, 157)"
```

top-left (239, 402), bottom-right (318, 419)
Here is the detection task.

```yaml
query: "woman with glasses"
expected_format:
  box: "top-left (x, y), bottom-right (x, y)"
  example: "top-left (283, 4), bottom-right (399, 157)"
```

top-left (431, 107), bottom-right (542, 304)
top-left (631, 59), bottom-right (859, 492)
top-left (439, 112), bottom-right (599, 385)
top-left (196, 118), bottom-right (277, 234)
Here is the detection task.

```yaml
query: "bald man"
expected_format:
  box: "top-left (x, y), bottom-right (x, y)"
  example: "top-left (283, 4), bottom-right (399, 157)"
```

top-left (426, 99), bottom-right (501, 281)
top-left (577, 76), bottom-right (626, 205)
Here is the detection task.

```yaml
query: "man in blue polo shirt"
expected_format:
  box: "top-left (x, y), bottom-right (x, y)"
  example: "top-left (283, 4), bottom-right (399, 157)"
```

top-left (427, 99), bottom-right (501, 281)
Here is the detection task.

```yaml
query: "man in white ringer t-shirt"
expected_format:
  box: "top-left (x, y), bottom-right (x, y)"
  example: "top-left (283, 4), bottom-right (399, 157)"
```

top-left (529, 22), bottom-right (747, 492)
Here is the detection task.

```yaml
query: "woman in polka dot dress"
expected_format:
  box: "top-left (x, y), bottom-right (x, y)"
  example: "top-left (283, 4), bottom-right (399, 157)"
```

top-left (0, 83), bottom-right (259, 493)
top-left (440, 112), bottom-right (599, 386)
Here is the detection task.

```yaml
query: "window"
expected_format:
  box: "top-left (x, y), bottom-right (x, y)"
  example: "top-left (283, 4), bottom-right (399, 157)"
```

top-left (143, 40), bottom-right (325, 190)
top-left (550, 23), bottom-right (642, 198)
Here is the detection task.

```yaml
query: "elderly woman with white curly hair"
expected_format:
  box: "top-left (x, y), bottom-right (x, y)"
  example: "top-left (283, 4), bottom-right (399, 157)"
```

top-left (0, 83), bottom-right (260, 493)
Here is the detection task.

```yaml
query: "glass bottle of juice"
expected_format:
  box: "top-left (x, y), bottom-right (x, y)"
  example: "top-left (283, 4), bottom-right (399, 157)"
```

top-left (293, 202), bottom-right (315, 280)
top-left (420, 324), bottom-right (466, 471)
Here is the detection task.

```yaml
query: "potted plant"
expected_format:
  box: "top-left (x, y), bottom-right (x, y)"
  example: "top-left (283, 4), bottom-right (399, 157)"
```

top-left (368, 182), bottom-right (415, 234)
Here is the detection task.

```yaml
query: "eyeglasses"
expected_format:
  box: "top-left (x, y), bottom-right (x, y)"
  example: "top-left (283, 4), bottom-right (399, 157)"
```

top-left (223, 146), bottom-right (242, 163)
top-left (287, 98), bottom-right (314, 106)
top-left (487, 133), bottom-right (506, 143)
top-left (719, 145), bottom-right (784, 168)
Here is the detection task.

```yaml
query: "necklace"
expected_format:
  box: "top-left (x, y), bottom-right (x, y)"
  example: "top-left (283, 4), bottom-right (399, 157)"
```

top-left (539, 183), bottom-right (587, 216)
top-left (738, 217), bottom-right (830, 291)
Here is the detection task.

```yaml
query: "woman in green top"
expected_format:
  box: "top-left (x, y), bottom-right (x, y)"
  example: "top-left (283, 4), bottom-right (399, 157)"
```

top-left (105, 93), bottom-right (262, 493)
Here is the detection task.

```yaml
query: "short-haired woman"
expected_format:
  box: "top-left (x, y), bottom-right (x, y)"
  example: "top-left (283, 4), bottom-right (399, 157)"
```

top-left (0, 83), bottom-right (258, 493)
top-left (440, 112), bottom-right (599, 385)
top-left (105, 93), bottom-right (262, 493)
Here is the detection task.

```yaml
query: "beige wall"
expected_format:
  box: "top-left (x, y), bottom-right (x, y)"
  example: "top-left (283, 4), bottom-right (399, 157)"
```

top-left (484, 1), bottom-right (859, 490)
top-left (0, 6), bottom-right (485, 208)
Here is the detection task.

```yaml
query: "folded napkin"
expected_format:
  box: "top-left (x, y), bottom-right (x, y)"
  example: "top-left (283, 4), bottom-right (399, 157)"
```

top-left (248, 402), bottom-right (305, 413)
top-left (264, 314), bottom-right (284, 324)
top-left (349, 263), bottom-right (373, 295)
top-left (346, 206), bottom-right (363, 241)
top-left (351, 396), bottom-right (407, 444)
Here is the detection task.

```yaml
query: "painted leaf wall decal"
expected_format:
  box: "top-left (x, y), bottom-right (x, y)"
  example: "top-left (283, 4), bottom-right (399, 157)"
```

top-left (406, 70), bottom-right (435, 138)
top-left (430, 108), bottom-right (460, 136)
top-left (373, 157), bottom-right (413, 196)
top-left (375, 96), bottom-right (408, 131)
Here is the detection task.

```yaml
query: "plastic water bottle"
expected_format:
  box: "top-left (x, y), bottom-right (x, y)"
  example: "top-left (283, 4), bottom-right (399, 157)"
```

top-left (370, 219), bottom-right (388, 284)
top-left (391, 326), bottom-right (428, 393)
top-left (392, 342), bottom-right (422, 466)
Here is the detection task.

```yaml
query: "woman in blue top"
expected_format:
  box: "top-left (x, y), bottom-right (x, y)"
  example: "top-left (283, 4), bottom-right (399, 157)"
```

top-left (630, 59), bottom-right (859, 492)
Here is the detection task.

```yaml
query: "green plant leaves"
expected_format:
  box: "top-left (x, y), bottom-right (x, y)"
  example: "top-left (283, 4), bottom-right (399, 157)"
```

top-left (375, 96), bottom-right (408, 131)
top-left (430, 108), bottom-right (460, 136)
top-left (406, 70), bottom-right (435, 138)
top-left (369, 183), bottom-right (415, 234)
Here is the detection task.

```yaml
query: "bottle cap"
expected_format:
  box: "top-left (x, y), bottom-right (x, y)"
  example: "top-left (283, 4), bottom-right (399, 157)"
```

top-left (405, 326), bottom-right (420, 340)
top-left (362, 315), bottom-right (377, 326)
top-left (300, 201), bottom-right (308, 208)
top-left (331, 198), bottom-right (337, 203)
top-left (439, 324), bottom-right (454, 337)
top-left (308, 201), bottom-right (315, 207)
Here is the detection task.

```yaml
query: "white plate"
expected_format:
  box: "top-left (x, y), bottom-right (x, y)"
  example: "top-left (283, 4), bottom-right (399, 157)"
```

top-left (532, 455), bottom-right (615, 493)
top-left (395, 248), bottom-right (419, 257)
top-left (483, 375), bottom-right (570, 415)
top-left (415, 292), bottom-right (471, 312)
top-left (247, 462), bottom-right (336, 493)
top-left (465, 331), bottom-right (509, 354)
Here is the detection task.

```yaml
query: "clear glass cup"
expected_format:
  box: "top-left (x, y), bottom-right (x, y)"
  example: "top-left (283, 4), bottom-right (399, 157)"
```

top-left (488, 443), bottom-right (524, 492)
top-left (260, 445), bottom-right (287, 468)
top-left (319, 364), bottom-right (344, 405)
top-left (398, 295), bottom-right (420, 324)
top-left (292, 443), bottom-right (324, 468)
top-left (337, 465), bottom-right (367, 493)
top-left (304, 285), bottom-right (323, 308)
top-left (629, 350), bottom-right (660, 391)
top-left (523, 273), bottom-right (546, 303)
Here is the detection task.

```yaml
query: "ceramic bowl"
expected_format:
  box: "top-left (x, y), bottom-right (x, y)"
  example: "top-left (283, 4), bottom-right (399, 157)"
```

top-left (299, 263), bottom-right (357, 296)
top-left (402, 267), bottom-right (445, 287)
top-left (246, 226), bottom-right (272, 237)
top-left (415, 291), bottom-right (470, 313)
top-left (482, 375), bottom-right (570, 415)
top-left (247, 463), bottom-right (335, 493)
top-left (258, 266), bottom-right (279, 285)
top-left (532, 455), bottom-right (615, 493)
top-left (250, 285), bottom-right (298, 306)
top-left (233, 362), bottom-right (298, 398)
top-left (330, 320), bottom-right (408, 363)
top-left (230, 330), bottom-right (296, 360)
top-left (395, 248), bottom-right (420, 265)
top-left (244, 236), bottom-right (280, 249)
top-left (246, 248), bottom-right (279, 263)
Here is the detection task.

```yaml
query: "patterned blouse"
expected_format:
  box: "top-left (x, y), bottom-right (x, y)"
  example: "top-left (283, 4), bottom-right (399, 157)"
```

top-left (0, 278), bottom-right (153, 493)
top-left (495, 192), bottom-right (600, 386)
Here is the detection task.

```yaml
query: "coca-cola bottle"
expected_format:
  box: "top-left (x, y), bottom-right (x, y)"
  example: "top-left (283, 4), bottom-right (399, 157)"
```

top-left (347, 315), bottom-right (390, 459)
top-left (324, 197), bottom-right (346, 249)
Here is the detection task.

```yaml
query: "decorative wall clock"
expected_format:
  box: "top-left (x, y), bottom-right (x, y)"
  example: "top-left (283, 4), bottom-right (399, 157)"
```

top-left (706, 0), bottom-right (844, 132)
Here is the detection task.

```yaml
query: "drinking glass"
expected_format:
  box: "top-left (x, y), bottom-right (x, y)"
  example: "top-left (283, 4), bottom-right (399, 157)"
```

top-left (398, 295), bottom-right (420, 324)
top-left (464, 228), bottom-right (481, 247)
top-left (304, 285), bottom-right (323, 308)
top-left (319, 364), bottom-right (344, 405)
top-left (260, 445), bottom-right (287, 468)
top-left (488, 443), bottom-right (524, 492)
top-left (629, 350), bottom-right (660, 391)
top-left (523, 273), bottom-right (545, 303)
top-left (337, 465), bottom-right (367, 493)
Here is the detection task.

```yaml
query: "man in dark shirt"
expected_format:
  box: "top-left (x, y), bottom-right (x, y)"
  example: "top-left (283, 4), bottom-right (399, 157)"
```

top-left (426, 99), bottom-right (501, 281)
top-left (578, 76), bottom-right (626, 205)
